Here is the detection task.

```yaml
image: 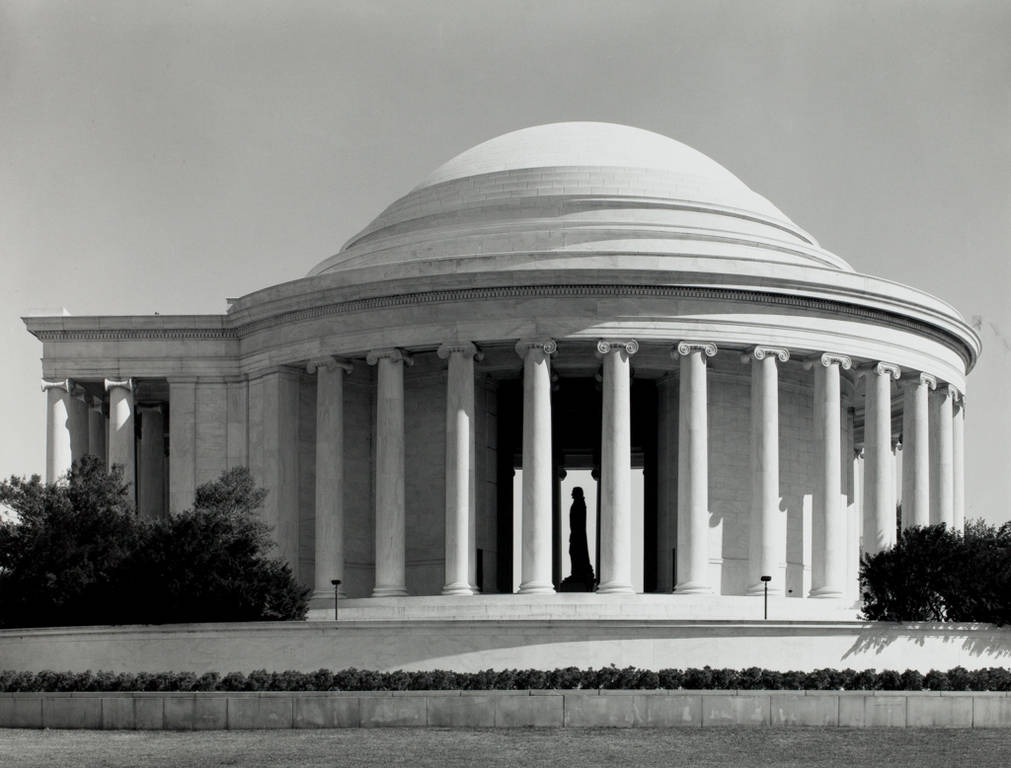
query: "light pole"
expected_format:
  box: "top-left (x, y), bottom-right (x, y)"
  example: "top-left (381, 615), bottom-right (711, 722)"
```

top-left (330, 579), bottom-right (342, 622)
top-left (760, 575), bottom-right (771, 620)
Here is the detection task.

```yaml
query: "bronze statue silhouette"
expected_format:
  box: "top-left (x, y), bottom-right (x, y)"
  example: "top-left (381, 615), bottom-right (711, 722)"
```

top-left (559, 486), bottom-right (595, 591)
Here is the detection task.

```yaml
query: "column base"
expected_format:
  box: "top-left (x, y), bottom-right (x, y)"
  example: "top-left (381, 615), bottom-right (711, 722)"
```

top-left (441, 583), bottom-right (476, 596)
top-left (517, 581), bottom-right (555, 595)
top-left (809, 586), bottom-right (845, 599)
top-left (597, 582), bottom-right (635, 594)
top-left (674, 582), bottom-right (712, 595)
top-left (371, 586), bottom-right (408, 598)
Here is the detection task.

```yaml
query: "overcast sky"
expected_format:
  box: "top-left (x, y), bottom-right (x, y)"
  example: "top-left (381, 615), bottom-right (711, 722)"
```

top-left (1, 1), bottom-right (1008, 523)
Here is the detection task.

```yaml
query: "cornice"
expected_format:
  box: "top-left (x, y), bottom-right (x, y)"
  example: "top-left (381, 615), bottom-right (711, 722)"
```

top-left (27, 283), bottom-right (978, 371)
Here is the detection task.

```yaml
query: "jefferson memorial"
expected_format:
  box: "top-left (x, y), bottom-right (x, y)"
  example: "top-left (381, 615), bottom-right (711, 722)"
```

top-left (26, 123), bottom-right (980, 621)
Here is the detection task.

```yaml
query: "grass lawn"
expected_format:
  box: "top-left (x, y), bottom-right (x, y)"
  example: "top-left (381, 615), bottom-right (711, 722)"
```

top-left (0, 727), bottom-right (1009, 768)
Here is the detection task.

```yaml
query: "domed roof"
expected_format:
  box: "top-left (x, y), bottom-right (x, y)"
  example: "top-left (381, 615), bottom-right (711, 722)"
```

top-left (310, 122), bottom-right (851, 277)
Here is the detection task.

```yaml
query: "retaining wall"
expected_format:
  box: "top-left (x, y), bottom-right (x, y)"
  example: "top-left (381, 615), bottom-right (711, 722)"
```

top-left (1, 620), bottom-right (1008, 673)
top-left (1, 690), bottom-right (1009, 729)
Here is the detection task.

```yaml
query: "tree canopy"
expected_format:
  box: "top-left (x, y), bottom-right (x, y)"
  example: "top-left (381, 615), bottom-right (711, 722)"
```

top-left (0, 458), bottom-right (308, 628)
top-left (860, 520), bottom-right (1011, 625)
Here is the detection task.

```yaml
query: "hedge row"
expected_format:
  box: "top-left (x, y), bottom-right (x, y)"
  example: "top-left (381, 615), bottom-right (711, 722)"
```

top-left (2, 666), bottom-right (1011, 693)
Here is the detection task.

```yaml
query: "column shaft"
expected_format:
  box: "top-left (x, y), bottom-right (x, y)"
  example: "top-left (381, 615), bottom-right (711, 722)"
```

top-left (368, 350), bottom-right (409, 597)
top-left (811, 354), bottom-right (850, 597)
top-left (311, 358), bottom-right (351, 601)
top-left (68, 389), bottom-right (90, 465)
top-left (43, 380), bottom-right (72, 483)
top-left (952, 395), bottom-right (966, 533)
top-left (932, 386), bottom-right (955, 527)
top-left (655, 376), bottom-right (678, 592)
top-left (517, 339), bottom-right (556, 594)
top-left (862, 363), bottom-right (899, 554)
top-left (675, 342), bottom-right (716, 594)
top-left (439, 344), bottom-right (478, 596)
top-left (597, 340), bottom-right (637, 594)
top-left (105, 379), bottom-right (136, 492)
top-left (901, 374), bottom-right (933, 528)
top-left (747, 348), bottom-right (787, 595)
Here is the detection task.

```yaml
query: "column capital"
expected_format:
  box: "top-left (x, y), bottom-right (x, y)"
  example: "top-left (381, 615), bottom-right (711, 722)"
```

top-left (804, 352), bottom-right (852, 370)
top-left (366, 348), bottom-right (414, 367)
top-left (437, 341), bottom-right (484, 361)
top-left (908, 372), bottom-right (937, 390)
top-left (41, 378), bottom-right (70, 393)
top-left (90, 395), bottom-right (105, 413)
top-left (515, 338), bottom-right (557, 358)
top-left (306, 355), bottom-right (354, 375)
top-left (137, 403), bottom-right (164, 415)
top-left (742, 346), bottom-right (789, 364)
top-left (672, 341), bottom-right (718, 359)
top-left (861, 362), bottom-right (900, 380)
top-left (937, 382), bottom-right (958, 400)
top-left (104, 378), bottom-right (134, 393)
top-left (596, 339), bottom-right (639, 357)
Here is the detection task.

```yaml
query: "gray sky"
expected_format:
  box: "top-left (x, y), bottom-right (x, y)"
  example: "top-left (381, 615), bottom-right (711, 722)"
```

top-left (2, 1), bottom-right (1008, 522)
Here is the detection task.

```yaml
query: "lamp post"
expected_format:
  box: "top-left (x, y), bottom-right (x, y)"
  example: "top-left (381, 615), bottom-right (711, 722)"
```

top-left (330, 579), bottom-right (342, 622)
top-left (760, 575), bottom-right (771, 620)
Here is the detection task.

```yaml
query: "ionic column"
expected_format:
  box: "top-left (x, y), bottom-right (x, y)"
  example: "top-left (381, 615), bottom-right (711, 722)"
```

top-left (810, 353), bottom-right (852, 598)
top-left (900, 373), bottom-right (934, 528)
top-left (596, 339), bottom-right (638, 594)
top-left (952, 393), bottom-right (966, 533)
top-left (42, 379), bottom-right (72, 483)
top-left (105, 379), bottom-right (136, 492)
top-left (366, 348), bottom-right (413, 597)
top-left (673, 341), bottom-right (717, 594)
top-left (137, 405), bottom-right (165, 520)
top-left (931, 384), bottom-right (956, 527)
top-left (438, 342), bottom-right (481, 596)
top-left (88, 397), bottom-right (106, 469)
top-left (515, 338), bottom-right (557, 594)
top-left (309, 356), bottom-right (354, 602)
top-left (744, 346), bottom-right (789, 596)
top-left (862, 362), bottom-right (900, 554)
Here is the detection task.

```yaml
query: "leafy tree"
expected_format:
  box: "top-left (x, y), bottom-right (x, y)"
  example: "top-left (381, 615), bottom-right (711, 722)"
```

top-left (127, 468), bottom-right (308, 623)
top-left (0, 461), bottom-right (307, 627)
top-left (860, 521), bottom-right (1011, 625)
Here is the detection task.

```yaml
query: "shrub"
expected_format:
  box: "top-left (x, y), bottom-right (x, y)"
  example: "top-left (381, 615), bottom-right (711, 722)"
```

top-left (860, 521), bottom-right (1011, 625)
top-left (0, 463), bottom-right (308, 628)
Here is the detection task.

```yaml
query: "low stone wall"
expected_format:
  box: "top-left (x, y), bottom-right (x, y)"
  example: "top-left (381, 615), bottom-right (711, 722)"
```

top-left (1, 619), bottom-right (1008, 673)
top-left (1, 690), bottom-right (1009, 729)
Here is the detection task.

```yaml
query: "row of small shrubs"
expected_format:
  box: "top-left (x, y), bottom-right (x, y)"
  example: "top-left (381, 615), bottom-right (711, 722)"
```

top-left (2, 666), bottom-right (1010, 693)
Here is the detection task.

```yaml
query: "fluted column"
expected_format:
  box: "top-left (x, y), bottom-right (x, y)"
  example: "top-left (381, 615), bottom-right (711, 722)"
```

top-left (105, 378), bottom-right (135, 492)
top-left (673, 341), bottom-right (717, 594)
top-left (515, 338), bottom-right (556, 594)
top-left (810, 353), bottom-right (851, 598)
top-left (42, 379), bottom-right (72, 483)
top-left (367, 348), bottom-right (412, 597)
top-left (88, 397), bottom-right (106, 470)
top-left (137, 405), bottom-right (165, 520)
top-left (309, 356), bottom-right (354, 602)
top-left (900, 373), bottom-right (934, 528)
top-left (745, 346), bottom-right (788, 595)
top-left (862, 362), bottom-right (900, 554)
top-left (438, 342), bottom-right (481, 596)
top-left (952, 393), bottom-right (966, 533)
top-left (597, 339), bottom-right (638, 594)
top-left (931, 384), bottom-right (956, 527)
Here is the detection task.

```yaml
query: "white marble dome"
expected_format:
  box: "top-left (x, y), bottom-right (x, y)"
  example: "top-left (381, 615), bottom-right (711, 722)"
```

top-left (309, 122), bottom-right (851, 277)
